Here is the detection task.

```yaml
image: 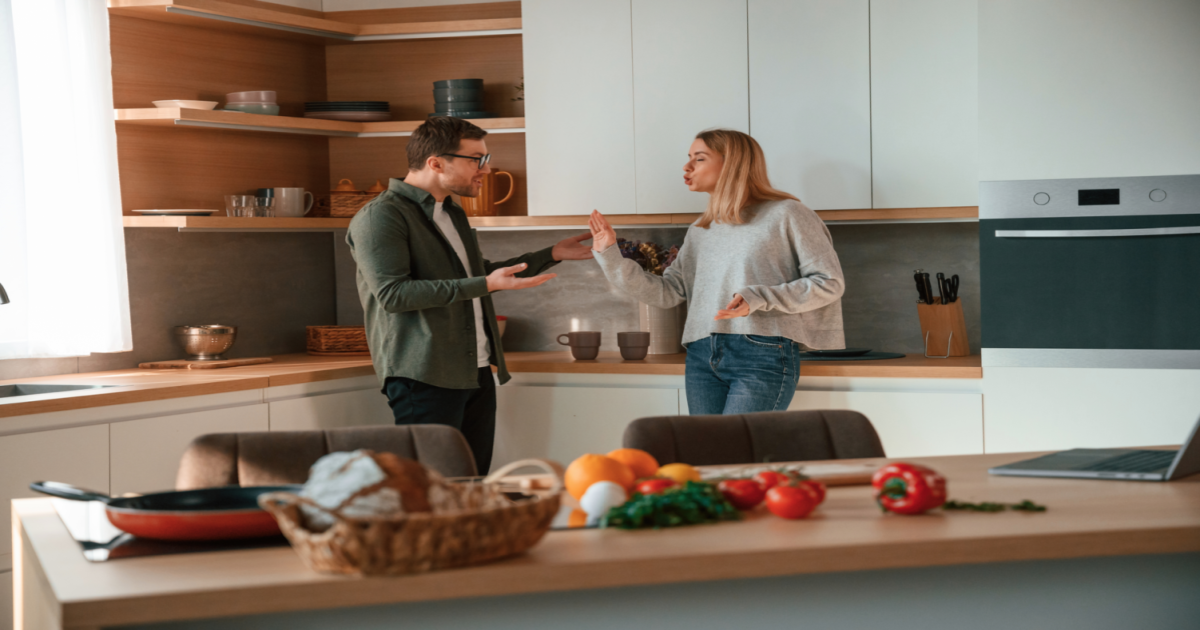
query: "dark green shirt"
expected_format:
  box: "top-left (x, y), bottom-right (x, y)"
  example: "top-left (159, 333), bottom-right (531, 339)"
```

top-left (347, 178), bottom-right (558, 389)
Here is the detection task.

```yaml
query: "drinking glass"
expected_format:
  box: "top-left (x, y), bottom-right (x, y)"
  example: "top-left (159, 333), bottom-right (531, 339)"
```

top-left (225, 195), bottom-right (256, 217)
top-left (254, 196), bottom-right (274, 217)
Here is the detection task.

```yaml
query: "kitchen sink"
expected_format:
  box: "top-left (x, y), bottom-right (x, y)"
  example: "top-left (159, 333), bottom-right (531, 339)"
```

top-left (0, 384), bottom-right (116, 399)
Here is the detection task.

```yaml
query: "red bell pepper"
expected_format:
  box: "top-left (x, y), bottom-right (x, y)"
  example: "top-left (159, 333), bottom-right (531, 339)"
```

top-left (872, 463), bottom-right (947, 515)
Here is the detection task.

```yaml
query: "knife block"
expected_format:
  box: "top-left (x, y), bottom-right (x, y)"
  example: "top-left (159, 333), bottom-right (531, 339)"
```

top-left (916, 300), bottom-right (970, 358)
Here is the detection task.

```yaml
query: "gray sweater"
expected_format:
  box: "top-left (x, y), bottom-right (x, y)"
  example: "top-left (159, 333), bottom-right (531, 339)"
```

top-left (594, 199), bottom-right (846, 349)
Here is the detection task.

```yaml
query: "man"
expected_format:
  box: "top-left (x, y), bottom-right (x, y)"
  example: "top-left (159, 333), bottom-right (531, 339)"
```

top-left (347, 116), bottom-right (593, 474)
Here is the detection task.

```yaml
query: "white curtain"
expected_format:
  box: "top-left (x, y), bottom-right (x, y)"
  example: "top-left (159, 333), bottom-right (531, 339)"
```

top-left (0, 0), bottom-right (131, 359)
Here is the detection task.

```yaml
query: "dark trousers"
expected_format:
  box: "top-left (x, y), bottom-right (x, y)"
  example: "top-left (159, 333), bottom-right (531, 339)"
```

top-left (383, 367), bottom-right (497, 474)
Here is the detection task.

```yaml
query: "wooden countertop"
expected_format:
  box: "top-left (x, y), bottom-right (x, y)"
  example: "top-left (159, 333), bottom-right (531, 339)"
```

top-left (0, 354), bottom-right (375, 420)
top-left (0, 352), bottom-right (980, 420)
top-left (15, 451), bottom-right (1200, 628)
top-left (503, 352), bottom-right (983, 379)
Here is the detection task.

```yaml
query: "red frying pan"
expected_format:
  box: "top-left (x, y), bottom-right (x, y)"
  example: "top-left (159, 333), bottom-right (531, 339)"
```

top-left (31, 481), bottom-right (299, 541)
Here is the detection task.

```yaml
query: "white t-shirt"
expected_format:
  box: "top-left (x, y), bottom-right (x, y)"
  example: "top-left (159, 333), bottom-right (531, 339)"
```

top-left (432, 201), bottom-right (491, 368)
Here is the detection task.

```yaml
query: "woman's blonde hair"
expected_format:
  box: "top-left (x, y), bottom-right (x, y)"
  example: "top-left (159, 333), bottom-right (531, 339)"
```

top-left (693, 129), bottom-right (798, 229)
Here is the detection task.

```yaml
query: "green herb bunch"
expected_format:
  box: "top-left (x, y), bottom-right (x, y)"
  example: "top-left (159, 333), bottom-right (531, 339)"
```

top-left (601, 481), bottom-right (741, 529)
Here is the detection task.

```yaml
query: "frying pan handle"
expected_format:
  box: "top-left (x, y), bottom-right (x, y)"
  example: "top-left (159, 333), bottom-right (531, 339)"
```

top-left (30, 481), bottom-right (113, 504)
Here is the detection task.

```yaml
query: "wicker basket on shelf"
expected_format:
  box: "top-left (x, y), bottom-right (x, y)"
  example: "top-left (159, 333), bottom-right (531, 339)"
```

top-left (258, 459), bottom-right (562, 576)
top-left (330, 178), bottom-right (385, 218)
top-left (306, 326), bottom-right (369, 356)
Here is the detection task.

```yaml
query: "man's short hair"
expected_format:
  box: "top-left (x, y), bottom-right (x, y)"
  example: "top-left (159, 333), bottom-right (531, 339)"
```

top-left (407, 117), bottom-right (487, 171)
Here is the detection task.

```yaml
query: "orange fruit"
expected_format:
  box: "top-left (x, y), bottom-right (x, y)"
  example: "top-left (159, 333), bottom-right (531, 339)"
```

top-left (656, 462), bottom-right (702, 484)
top-left (565, 454), bottom-right (635, 500)
top-left (567, 508), bottom-right (589, 528)
top-left (606, 448), bottom-right (660, 479)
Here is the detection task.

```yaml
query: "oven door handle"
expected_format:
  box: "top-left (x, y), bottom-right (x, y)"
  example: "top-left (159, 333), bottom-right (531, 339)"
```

top-left (995, 226), bottom-right (1200, 238)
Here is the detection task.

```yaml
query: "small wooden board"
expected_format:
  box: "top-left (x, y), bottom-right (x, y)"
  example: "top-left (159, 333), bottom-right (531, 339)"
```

top-left (138, 357), bottom-right (274, 370)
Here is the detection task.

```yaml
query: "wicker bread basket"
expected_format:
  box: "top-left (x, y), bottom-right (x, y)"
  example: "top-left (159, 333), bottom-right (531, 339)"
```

top-left (258, 459), bottom-right (562, 576)
top-left (330, 178), bottom-right (383, 217)
top-left (306, 326), bottom-right (369, 355)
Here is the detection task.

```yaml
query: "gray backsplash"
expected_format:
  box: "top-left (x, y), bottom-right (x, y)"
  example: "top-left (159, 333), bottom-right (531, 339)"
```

top-left (0, 229), bottom-right (337, 380)
top-left (1, 220), bottom-right (978, 382)
top-left (336, 222), bottom-right (980, 355)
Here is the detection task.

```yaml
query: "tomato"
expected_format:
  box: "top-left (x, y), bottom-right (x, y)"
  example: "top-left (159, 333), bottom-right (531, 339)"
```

top-left (765, 485), bottom-right (817, 519)
top-left (753, 470), bottom-right (790, 491)
top-left (634, 478), bottom-right (678, 495)
top-left (799, 479), bottom-right (826, 505)
top-left (717, 479), bottom-right (766, 510)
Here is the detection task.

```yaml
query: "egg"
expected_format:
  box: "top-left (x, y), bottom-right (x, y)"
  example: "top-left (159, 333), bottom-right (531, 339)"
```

top-left (579, 481), bottom-right (628, 521)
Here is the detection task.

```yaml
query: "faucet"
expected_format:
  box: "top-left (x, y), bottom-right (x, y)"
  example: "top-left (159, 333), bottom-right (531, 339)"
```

top-left (0, 282), bottom-right (8, 304)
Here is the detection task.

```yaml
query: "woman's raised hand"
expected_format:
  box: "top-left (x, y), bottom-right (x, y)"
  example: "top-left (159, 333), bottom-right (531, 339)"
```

top-left (588, 209), bottom-right (617, 253)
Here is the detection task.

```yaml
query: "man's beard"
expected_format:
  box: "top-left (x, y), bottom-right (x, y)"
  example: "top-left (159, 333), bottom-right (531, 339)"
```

top-left (447, 178), bottom-right (479, 198)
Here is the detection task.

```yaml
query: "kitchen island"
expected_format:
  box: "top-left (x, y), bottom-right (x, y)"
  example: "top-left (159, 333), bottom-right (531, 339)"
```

top-left (13, 451), bottom-right (1200, 630)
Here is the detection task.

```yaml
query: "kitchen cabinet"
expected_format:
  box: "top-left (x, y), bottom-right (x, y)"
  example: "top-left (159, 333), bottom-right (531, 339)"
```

top-left (109, 405), bottom-right (270, 496)
top-left (0, 424), bottom-right (109, 558)
top-left (748, 0), bottom-right (872, 210)
top-left (632, 0), bottom-right (750, 215)
top-left (493, 384), bottom-right (681, 468)
top-left (787, 391), bottom-right (983, 457)
top-left (870, 0), bottom-right (978, 209)
top-left (522, 0), bottom-right (636, 217)
top-left (979, 0), bottom-right (1200, 181)
top-left (983, 367), bottom-right (1200, 454)
top-left (267, 383), bottom-right (394, 432)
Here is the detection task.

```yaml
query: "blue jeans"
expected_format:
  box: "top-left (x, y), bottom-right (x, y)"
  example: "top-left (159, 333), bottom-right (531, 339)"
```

top-left (685, 333), bottom-right (802, 415)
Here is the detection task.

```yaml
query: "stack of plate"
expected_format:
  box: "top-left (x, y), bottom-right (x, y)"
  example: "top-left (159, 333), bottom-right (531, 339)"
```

top-left (304, 101), bottom-right (391, 122)
top-left (430, 79), bottom-right (495, 119)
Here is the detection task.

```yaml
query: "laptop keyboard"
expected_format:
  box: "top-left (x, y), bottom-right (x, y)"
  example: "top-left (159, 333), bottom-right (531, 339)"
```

top-left (1077, 450), bottom-right (1176, 473)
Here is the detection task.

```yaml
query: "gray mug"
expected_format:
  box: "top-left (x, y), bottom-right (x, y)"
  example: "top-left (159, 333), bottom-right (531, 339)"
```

top-left (557, 331), bottom-right (601, 360)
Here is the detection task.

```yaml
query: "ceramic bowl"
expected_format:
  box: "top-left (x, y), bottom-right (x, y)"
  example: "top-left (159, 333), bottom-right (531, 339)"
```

top-left (433, 78), bottom-right (483, 89)
top-left (434, 101), bottom-right (482, 113)
top-left (434, 87), bottom-right (482, 102)
top-left (152, 100), bottom-right (218, 110)
top-left (224, 103), bottom-right (281, 116)
top-left (226, 91), bottom-right (277, 103)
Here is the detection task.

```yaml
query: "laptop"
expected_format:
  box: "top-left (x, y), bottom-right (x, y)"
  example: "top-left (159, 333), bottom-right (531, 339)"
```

top-left (989, 415), bottom-right (1200, 481)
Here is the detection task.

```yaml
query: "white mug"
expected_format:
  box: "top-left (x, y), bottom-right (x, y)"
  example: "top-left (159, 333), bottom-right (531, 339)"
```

top-left (272, 187), bottom-right (314, 217)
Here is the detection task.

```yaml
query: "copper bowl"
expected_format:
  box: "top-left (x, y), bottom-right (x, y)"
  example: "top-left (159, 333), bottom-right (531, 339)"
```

top-left (174, 325), bottom-right (237, 361)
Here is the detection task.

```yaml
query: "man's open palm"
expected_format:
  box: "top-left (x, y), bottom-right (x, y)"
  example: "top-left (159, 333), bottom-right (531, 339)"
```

top-left (486, 263), bottom-right (556, 292)
top-left (552, 232), bottom-right (594, 261)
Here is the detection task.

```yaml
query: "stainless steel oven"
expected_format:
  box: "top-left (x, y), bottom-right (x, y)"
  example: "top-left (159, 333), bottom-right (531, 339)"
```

top-left (980, 174), bottom-right (1200, 369)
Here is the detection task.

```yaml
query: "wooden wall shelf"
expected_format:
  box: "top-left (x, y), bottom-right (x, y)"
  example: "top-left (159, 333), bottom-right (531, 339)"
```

top-left (116, 108), bottom-right (526, 138)
top-left (107, 0), bottom-right (521, 42)
top-left (123, 208), bottom-right (979, 232)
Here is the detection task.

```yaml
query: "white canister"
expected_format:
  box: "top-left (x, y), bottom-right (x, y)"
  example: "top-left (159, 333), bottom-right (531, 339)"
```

top-left (271, 187), bottom-right (314, 217)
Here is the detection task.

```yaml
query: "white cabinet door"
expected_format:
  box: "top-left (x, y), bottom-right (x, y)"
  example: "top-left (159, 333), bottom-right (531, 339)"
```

top-left (523, 0), bottom-right (637, 216)
top-left (870, 0), bottom-right (978, 208)
top-left (749, 0), bottom-right (871, 210)
top-left (632, 0), bottom-right (749, 215)
top-left (788, 391), bottom-right (984, 457)
top-left (979, 0), bottom-right (1200, 181)
top-left (0, 424), bottom-right (108, 558)
top-left (494, 385), bottom-right (680, 468)
top-left (110, 405), bottom-right (269, 495)
top-left (984, 367), bottom-right (1200, 454)
top-left (269, 388), bottom-right (393, 432)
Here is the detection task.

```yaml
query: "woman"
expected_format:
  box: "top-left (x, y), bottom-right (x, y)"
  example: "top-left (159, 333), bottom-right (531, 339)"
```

top-left (589, 129), bottom-right (845, 415)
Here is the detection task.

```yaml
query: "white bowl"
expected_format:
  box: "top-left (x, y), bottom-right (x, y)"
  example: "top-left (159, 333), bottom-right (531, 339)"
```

top-left (153, 100), bottom-right (219, 110)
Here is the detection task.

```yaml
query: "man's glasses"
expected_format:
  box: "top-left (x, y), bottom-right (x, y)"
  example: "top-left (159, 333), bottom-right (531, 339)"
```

top-left (439, 153), bottom-right (491, 170)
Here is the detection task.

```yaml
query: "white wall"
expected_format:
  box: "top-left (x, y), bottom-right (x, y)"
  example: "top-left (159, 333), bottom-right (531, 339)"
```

top-left (980, 0), bottom-right (1200, 181)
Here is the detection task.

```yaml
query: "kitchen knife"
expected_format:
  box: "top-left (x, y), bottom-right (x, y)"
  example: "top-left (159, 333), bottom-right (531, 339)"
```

top-left (921, 273), bottom-right (934, 307)
top-left (936, 272), bottom-right (946, 305)
top-left (948, 275), bottom-right (960, 303)
top-left (913, 270), bottom-right (928, 303)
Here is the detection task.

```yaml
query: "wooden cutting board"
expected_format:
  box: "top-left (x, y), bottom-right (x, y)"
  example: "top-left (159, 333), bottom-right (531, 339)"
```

top-left (138, 357), bottom-right (273, 369)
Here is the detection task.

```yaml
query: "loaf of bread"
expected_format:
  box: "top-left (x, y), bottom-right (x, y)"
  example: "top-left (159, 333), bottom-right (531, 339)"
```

top-left (299, 450), bottom-right (437, 531)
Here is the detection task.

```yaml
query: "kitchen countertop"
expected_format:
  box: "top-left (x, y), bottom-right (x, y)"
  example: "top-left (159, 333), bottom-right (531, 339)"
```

top-left (13, 450), bottom-right (1199, 629)
top-left (0, 352), bottom-right (981, 420)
